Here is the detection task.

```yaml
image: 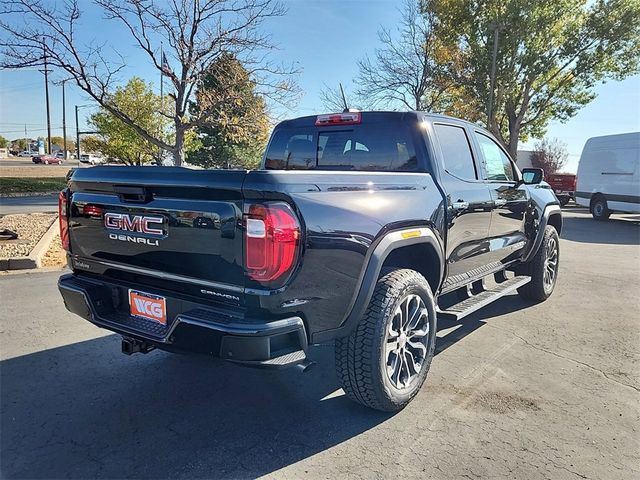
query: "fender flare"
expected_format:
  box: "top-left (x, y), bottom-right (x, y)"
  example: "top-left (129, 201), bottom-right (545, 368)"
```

top-left (522, 204), bottom-right (562, 263)
top-left (311, 226), bottom-right (444, 344)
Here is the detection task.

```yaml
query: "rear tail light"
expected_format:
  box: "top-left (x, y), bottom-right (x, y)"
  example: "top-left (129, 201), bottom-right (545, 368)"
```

top-left (315, 112), bottom-right (361, 126)
top-left (244, 203), bottom-right (301, 283)
top-left (82, 205), bottom-right (103, 217)
top-left (58, 190), bottom-right (70, 251)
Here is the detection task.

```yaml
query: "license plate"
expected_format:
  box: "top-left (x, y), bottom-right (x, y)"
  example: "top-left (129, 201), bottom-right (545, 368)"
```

top-left (129, 289), bottom-right (167, 325)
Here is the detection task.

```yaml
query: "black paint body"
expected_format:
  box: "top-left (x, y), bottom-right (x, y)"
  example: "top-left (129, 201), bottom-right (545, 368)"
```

top-left (58, 112), bottom-right (560, 359)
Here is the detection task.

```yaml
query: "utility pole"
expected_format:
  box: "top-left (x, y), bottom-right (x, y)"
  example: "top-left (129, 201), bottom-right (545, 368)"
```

top-left (75, 105), bottom-right (80, 160)
top-left (43, 39), bottom-right (52, 154)
top-left (62, 80), bottom-right (68, 160)
top-left (24, 124), bottom-right (27, 152)
top-left (487, 23), bottom-right (501, 128)
top-left (158, 41), bottom-right (164, 165)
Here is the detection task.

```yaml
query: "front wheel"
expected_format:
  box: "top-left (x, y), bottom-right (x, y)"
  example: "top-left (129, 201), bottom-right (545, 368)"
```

top-left (44, 159), bottom-right (49, 165)
top-left (335, 268), bottom-right (437, 412)
top-left (518, 225), bottom-right (560, 302)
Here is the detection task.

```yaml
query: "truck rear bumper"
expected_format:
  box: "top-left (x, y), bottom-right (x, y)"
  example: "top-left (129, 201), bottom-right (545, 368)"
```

top-left (58, 273), bottom-right (308, 368)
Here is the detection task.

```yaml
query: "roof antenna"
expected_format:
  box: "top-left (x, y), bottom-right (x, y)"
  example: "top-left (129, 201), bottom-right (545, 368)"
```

top-left (339, 83), bottom-right (349, 112)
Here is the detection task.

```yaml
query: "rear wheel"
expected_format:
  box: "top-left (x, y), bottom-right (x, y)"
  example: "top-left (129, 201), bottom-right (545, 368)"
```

top-left (590, 195), bottom-right (611, 221)
top-left (335, 268), bottom-right (437, 412)
top-left (44, 159), bottom-right (49, 165)
top-left (518, 225), bottom-right (560, 302)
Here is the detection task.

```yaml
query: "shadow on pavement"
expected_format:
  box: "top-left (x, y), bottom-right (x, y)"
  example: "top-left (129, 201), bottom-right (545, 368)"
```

top-left (0, 294), bottom-right (537, 479)
top-left (560, 213), bottom-right (640, 245)
top-left (0, 336), bottom-right (391, 479)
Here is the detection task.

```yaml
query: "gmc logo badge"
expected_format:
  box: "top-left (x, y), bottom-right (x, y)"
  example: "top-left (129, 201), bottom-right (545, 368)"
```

top-left (104, 213), bottom-right (164, 237)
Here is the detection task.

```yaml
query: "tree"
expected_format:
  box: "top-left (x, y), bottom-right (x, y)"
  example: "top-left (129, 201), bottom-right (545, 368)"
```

top-left (435, 0), bottom-right (640, 157)
top-left (351, 0), bottom-right (457, 111)
top-left (187, 53), bottom-right (270, 169)
top-left (80, 136), bottom-right (103, 155)
top-left (0, 135), bottom-right (7, 148)
top-left (530, 138), bottom-right (569, 176)
top-left (89, 77), bottom-right (165, 165)
top-left (0, 0), bottom-right (298, 166)
top-left (48, 136), bottom-right (75, 152)
top-left (13, 139), bottom-right (28, 151)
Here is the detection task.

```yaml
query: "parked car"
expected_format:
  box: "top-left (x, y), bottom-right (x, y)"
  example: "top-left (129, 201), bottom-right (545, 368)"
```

top-left (17, 150), bottom-right (36, 157)
top-left (79, 153), bottom-right (106, 165)
top-left (57, 111), bottom-right (562, 412)
top-left (32, 154), bottom-right (63, 165)
top-left (546, 173), bottom-right (576, 206)
top-left (575, 132), bottom-right (640, 220)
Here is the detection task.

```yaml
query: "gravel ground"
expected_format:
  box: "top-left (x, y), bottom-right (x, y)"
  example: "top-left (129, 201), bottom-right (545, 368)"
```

top-left (41, 233), bottom-right (66, 267)
top-left (0, 213), bottom-right (57, 258)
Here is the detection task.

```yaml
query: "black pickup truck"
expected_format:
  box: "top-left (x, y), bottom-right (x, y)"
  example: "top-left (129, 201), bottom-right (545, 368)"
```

top-left (58, 111), bottom-right (561, 411)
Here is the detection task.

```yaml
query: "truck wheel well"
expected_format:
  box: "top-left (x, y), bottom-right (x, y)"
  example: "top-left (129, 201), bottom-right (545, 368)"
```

top-left (381, 244), bottom-right (441, 293)
top-left (548, 212), bottom-right (562, 234)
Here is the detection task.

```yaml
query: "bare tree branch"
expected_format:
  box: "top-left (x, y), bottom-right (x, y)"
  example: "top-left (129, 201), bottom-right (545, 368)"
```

top-left (0, 0), bottom-right (299, 165)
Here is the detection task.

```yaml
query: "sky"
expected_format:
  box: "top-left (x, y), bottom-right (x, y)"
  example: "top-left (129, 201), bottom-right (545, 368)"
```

top-left (0, 0), bottom-right (638, 173)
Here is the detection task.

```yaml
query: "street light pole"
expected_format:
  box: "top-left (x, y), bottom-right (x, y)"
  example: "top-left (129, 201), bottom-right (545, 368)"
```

top-left (62, 80), bottom-right (68, 160)
top-left (43, 39), bottom-right (52, 154)
top-left (75, 105), bottom-right (80, 160)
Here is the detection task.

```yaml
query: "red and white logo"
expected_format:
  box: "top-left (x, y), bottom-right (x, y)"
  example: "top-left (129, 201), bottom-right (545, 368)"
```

top-left (129, 290), bottom-right (167, 325)
top-left (104, 212), bottom-right (164, 237)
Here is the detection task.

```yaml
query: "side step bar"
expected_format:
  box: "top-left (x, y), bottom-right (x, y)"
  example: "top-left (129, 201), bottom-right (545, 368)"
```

top-left (437, 275), bottom-right (531, 321)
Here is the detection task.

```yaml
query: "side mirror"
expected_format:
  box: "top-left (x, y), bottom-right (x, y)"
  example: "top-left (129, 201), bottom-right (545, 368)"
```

top-left (521, 168), bottom-right (544, 185)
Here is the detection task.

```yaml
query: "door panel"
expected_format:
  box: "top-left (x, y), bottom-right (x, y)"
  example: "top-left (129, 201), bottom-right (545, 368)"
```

top-left (442, 179), bottom-right (494, 277)
top-left (474, 132), bottom-right (528, 264)
top-left (431, 123), bottom-right (494, 280)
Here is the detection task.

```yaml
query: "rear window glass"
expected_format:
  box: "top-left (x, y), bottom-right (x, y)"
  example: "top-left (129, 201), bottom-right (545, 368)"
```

top-left (264, 123), bottom-right (418, 171)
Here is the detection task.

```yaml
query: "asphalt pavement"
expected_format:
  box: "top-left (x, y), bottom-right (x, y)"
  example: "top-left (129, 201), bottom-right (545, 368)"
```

top-left (0, 209), bottom-right (638, 479)
top-left (0, 195), bottom-right (58, 215)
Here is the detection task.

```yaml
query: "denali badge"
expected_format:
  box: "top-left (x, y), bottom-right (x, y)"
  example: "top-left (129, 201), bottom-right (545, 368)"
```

top-left (104, 212), bottom-right (165, 246)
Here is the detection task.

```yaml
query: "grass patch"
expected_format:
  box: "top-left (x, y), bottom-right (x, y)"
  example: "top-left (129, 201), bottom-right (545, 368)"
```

top-left (0, 177), bottom-right (67, 195)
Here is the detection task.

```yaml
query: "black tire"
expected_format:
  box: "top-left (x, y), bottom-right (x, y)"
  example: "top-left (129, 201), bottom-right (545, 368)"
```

top-left (559, 196), bottom-right (570, 207)
top-left (518, 225), bottom-right (560, 302)
top-left (335, 268), bottom-right (437, 412)
top-left (590, 194), bottom-right (611, 221)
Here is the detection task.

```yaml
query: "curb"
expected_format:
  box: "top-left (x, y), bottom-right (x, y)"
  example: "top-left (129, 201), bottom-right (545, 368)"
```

top-left (0, 217), bottom-right (59, 270)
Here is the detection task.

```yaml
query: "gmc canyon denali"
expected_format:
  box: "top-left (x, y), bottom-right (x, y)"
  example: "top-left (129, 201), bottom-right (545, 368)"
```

top-left (58, 111), bottom-right (562, 411)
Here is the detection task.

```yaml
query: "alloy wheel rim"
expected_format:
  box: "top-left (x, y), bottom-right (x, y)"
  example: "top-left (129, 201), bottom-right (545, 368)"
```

top-left (384, 294), bottom-right (430, 390)
top-left (543, 237), bottom-right (558, 290)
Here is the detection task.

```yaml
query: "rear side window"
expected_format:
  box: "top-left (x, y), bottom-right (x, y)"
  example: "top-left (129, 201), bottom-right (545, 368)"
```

top-left (264, 123), bottom-right (417, 171)
top-left (433, 124), bottom-right (477, 180)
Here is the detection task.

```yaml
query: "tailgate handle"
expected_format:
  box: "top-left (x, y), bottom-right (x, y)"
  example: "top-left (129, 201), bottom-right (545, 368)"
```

top-left (113, 185), bottom-right (151, 203)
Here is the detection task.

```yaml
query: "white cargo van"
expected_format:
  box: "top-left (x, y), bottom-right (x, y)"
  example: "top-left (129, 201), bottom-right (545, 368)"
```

top-left (575, 132), bottom-right (640, 220)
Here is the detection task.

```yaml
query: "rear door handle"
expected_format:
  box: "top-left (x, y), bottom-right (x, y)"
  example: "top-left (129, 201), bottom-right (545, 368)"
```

top-left (452, 201), bottom-right (469, 211)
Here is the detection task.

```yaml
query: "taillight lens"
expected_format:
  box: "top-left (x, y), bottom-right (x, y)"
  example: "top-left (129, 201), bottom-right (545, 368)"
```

top-left (244, 203), bottom-right (300, 283)
top-left (58, 190), bottom-right (70, 251)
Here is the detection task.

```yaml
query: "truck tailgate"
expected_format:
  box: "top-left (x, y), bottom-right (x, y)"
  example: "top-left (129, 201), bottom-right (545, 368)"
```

top-left (67, 167), bottom-right (246, 291)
